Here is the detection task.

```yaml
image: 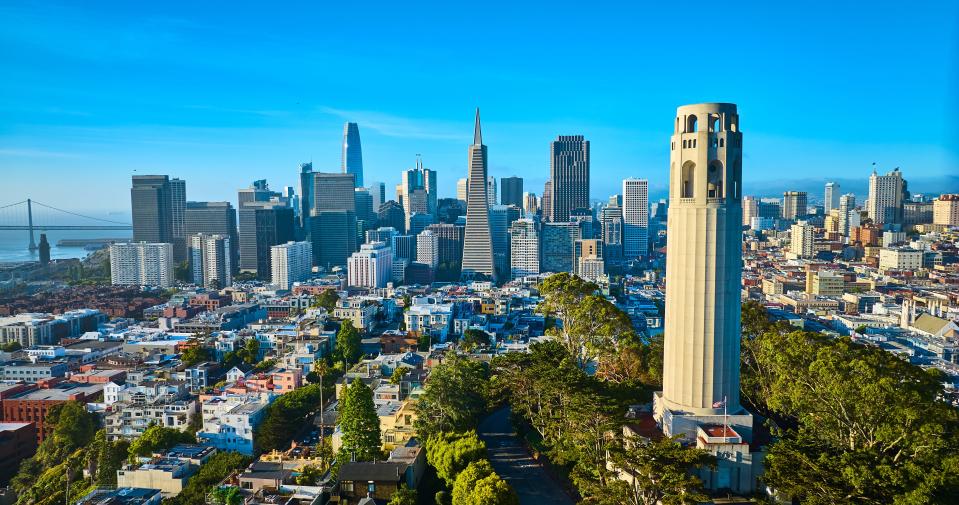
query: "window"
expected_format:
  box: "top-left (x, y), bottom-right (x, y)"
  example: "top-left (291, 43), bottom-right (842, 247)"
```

top-left (719, 138), bottom-right (724, 148)
top-left (707, 161), bottom-right (724, 198)
top-left (681, 162), bottom-right (695, 198)
top-left (687, 114), bottom-right (698, 133)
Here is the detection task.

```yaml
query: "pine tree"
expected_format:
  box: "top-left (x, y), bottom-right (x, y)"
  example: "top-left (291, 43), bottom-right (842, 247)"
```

top-left (338, 379), bottom-right (382, 462)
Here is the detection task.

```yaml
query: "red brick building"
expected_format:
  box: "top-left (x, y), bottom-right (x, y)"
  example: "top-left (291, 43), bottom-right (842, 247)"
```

top-left (2, 382), bottom-right (102, 444)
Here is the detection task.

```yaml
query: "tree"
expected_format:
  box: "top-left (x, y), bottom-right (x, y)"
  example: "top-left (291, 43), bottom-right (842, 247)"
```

top-left (460, 329), bottom-right (490, 351)
top-left (210, 486), bottom-right (243, 505)
top-left (414, 354), bottom-right (490, 439)
top-left (127, 423), bottom-right (196, 461)
top-left (426, 431), bottom-right (488, 487)
top-left (295, 465), bottom-right (324, 485)
top-left (338, 379), bottom-right (382, 462)
top-left (255, 384), bottom-right (323, 453)
top-left (389, 366), bottom-right (406, 385)
top-left (313, 289), bottom-right (340, 312)
top-left (174, 260), bottom-right (191, 283)
top-left (1, 341), bottom-right (22, 351)
top-left (452, 460), bottom-right (518, 505)
top-left (167, 451), bottom-right (251, 505)
top-left (388, 487), bottom-right (417, 505)
top-left (605, 435), bottom-right (715, 505)
top-left (180, 344), bottom-right (210, 366)
top-left (334, 320), bottom-right (362, 366)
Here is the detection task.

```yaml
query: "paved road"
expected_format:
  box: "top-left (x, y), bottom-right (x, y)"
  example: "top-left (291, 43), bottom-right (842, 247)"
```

top-left (478, 407), bottom-right (575, 505)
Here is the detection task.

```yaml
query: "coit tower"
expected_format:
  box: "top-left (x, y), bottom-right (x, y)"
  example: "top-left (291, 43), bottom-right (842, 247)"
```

top-left (661, 103), bottom-right (743, 417)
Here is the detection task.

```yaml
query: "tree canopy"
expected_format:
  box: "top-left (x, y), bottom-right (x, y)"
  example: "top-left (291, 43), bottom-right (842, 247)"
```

top-left (604, 435), bottom-right (715, 505)
top-left (426, 431), bottom-right (488, 487)
top-left (334, 320), bottom-right (362, 366)
top-left (255, 384), bottom-right (323, 453)
top-left (338, 379), bottom-right (383, 463)
top-left (127, 423), bottom-right (196, 461)
top-left (414, 354), bottom-right (490, 439)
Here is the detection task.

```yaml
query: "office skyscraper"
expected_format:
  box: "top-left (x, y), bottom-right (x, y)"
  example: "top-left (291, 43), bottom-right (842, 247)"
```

top-left (541, 181), bottom-right (552, 222)
top-left (574, 239), bottom-right (604, 281)
top-left (599, 203), bottom-right (623, 262)
top-left (487, 176), bottom-right (497, 207)
top-left (189, 234), bottom-right (232, 289)
top-left (742, 196), bottom-right (758, 226)
top-left (839, 193), bottom-right (856, 236)
top-left (416, 230), bottom-right (439, 268)
top-left (426, 223), bottom-right (464, 269)
top-left (824, 182), bottom-right (840, 213)
top-left (299, 162), bottom-right (314, 231)
top-left (541, 222), bottom-right (580, 273)
top-left (548, 135), bottom-right (590, 222)
top-left (238, 200), bottom-right (295, 277)
top-left (342, 122), bottom-right (364, 187)
top-left (131, 175), bottom-right (173, 245)
top-left (169, 178), bottom-right (187, 261)
top-left (369, 182), bottom-right (386, 213)
top-left (490, 205), bottom-right (510, 281)
top-left (397, 159), bottom-right (437, 228)
top-left (271, 241), bottom-right (313, 290)
top-left (622, 178), bottom-right (649, 260)
top-left (377, 201), bottom-right (406, 233)
top-left (523, 192), bottom-right (538, 217)
top-left (310, 173), bottom-right (357, 269)
top-left (790, 221), bottom-right (815, 258)
top-left (238, 179), bottom-right (280, 206)
top-left (782, 191), bottom-right (808, 220)
top-left (185, 201), bottom-right (238, 273)
top-left (456, 178), bottom-right (468, 203)
top-left (347, 242), bottom-right (393, 288)
top-left (509, 218), bottom-right (539, 279)
top-left (868, 167), bottom-right (906, 226)
top-left (461, 109), bottom-right (495, 282)
top-left (500, 176), bottom-right (523, 207)
top-left (654, 103), bottom-right (760, 493)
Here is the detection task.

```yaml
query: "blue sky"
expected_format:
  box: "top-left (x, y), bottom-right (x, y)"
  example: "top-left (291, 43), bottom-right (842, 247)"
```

top-left (2, 1), bottom-right (958, 213)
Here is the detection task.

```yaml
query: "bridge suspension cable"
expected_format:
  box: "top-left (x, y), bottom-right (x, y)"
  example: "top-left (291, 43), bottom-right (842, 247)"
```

top-left (30, 200), bottom-right (132, 225)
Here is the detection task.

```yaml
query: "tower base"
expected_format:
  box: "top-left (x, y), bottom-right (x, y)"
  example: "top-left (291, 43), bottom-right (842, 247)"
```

top-left (653, 392), bottom-right (766, 495)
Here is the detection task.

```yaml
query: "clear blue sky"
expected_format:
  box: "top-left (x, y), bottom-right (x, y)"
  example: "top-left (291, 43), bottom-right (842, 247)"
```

top-left (2, 1), bottom-right (958, 213)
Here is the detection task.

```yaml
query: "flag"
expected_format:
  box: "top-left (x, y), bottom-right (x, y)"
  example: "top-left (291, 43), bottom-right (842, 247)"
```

top-left (712, 398), bottom-right (726, 409)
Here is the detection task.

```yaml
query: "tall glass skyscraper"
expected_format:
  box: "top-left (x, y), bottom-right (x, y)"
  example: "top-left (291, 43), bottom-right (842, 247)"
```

top-left (342, 122), bottom-right (364, 187)
top-left (461, 109), bottom-right (495, 282)
top-left (548, 135), bottom-right (590, 222)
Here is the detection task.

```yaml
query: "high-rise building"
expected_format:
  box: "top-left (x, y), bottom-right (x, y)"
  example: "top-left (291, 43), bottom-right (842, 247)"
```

top-left (742, 196), bottom-right (758, 227)
top-left (342, 122), bottom-right (363, 187)
top-left (313, 173), bottom-right (356, 214)
top-left (189, 234), bottom-right (232, 289)
top-left (366, 227), bottom-right (398, 248)
top-left (574, 239), bottom-right (604, 281)
top-left (238, 179), bottom-right (280, 207)
top-left (903, 201), bottom-right (933, 226)
top-left (500, 176), bottom-right (523, 207)
top-left (824, 182), bottom-right (840, 213)
top-left (540, 222), bottom-right (580, 273)
top-left (426, 223), bottom-right (464, 269)
top-left (416, 230), bottom-right (439, 268)
top-left (839, 193), bottom-right (859, 237)
top-left (392, 235), bottom-right (415, 260)
top-left (486, 176), bottom-right (497, 207)
top-left (377, 201), bottom-right (406, 233)
top-left (599, 204), bottom-right (623, 262)
top-left (456, 178), bottom-right (468, 203)
top-left (509, 218), bottom-right (539, 280)
top-left (369, 182), bottom-right (386, 213)
top-left (933, 194), bottom-right (959, 226)
top-left (654, 103), bottom-right (760, 493)
top-left (782, 191), bottom-right (808, 220)
top-left (397, 159), bottom-right (437, 228)
top-left (490, 205), bottom-right (510, 281)
top-left (354, 188), bottom-right (375, 229)
top-left (408, 213), bottom-right (435, 238)
top-left (461, 109), bottom-right (495, 282)
top-left (185, 201), bottom-right (238, 273)
top-left (131, 175), bottom-right (173, 245)
top-left (868, 168), bottom-right (907, 226)
top-left (299, 162), bottom-right (314, 231)
top-left (790, 221), bottom-right (815, 258)
top-left (622, 179), bottom-right (649, 260)
top-left (347, 241), bottom-right (392, 288)
top-left (110, 242), bottom-right (174, 288)
top-left (548, 135), bottom-right (590, 222)
top-left (237, 199), bottom-right (295, 277)
top-left (310, 211), bottom-right (357, 269)
top-left (169, 178), bottom-right (187, 261)
top-left (757, 199), bottom-right (781, 219)
top-left (271, 241), bottom-right (313, 290)
top-left (541, 181), bottom-right (552, 222)
top-left (522, 192), bottom-right (539, 217)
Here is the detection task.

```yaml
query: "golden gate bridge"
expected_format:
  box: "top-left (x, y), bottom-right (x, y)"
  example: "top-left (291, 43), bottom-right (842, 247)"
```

top-left (0, 199), bottom-right (132, 251)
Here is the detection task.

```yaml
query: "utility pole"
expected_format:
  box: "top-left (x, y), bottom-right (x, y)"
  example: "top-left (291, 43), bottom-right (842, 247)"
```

top-left (27, 198), bottom-right (37, 251)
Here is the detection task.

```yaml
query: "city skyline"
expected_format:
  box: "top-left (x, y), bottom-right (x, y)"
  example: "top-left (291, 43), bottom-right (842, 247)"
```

top-left (3, 2), bottom-right (958, 211)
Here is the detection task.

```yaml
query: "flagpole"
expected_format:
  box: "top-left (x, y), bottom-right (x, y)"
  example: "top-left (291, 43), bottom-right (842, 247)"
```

top-left (723, 395), bottom-right (728, 438)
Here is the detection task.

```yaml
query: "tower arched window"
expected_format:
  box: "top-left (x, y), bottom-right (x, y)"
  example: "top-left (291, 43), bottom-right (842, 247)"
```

top-left (707, 160), bottom-right (724, 198)
top-left (711, 116), bottom-right (720, 132)
top-left (681, 161), bottom-right (695, 198)
top-left (686, 115), bottom-right (698, 133)
top-left (719, 138), bottom-right (724, 148)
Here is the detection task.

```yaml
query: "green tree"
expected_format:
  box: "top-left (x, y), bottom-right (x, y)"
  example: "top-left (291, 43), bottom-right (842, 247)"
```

top-left (334, 320), bottom-right (362, 366)
top-left (1, 341), bottom-right (22, 351)
top-left (174, 260), bottom-right (191, 283)
top-left (313, 289), bottom-right (340, 312)
top-left (338, 379), bottom-right (382, 462)
top-left (452, 460), bottom-right (518, 505)
top-left (167, 451), bottom-right (251, 505)
top-left (605, 435), bottom-right (715, 505)
top-left (414, 354), bottom-right (490, 439)
top-left (255, 384), bottom-right (323, 453)
top-left (180, 344), bottom-right (210, 366)
top-left (460, 329), bottom-right (490, 351)
top-left (389, 366), bottom-right (406, 385)
top-left (295, 464), bottom-right (324, 485)
top-left (426, 431), bottom-right (488, 487)
top-left (388, 486), bottom-right (418, 505)
top-left (209, 486), bottom-right (243, 505)
top-left (127, 423), bottom-right (196, 461)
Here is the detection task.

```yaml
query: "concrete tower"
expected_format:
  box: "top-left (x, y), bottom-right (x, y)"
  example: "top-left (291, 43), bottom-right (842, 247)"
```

top-left (461, 109), bottom-right (496, 282)
top-left (654, 103), bottom-right (760, 493)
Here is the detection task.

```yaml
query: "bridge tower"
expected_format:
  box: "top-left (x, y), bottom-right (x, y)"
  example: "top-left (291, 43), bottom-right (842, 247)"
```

top-left (27, 198), bottom-right (37, 251)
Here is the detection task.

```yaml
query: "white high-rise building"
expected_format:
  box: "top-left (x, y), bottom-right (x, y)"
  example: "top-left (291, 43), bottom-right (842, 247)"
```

top-left (790, 221), bottom-right (815, 258)
top-left (348, 241), bottom-right (393, 288)
top-left (622, 178), bottom-right (649, 260)
top-left (522, 192), bottom-right (538, 217)
top-left (741, 195), bottom-right (758, 227)
top-left (839, 193), bottom-right (856, 236)
top-left (824, 182), bottom-right (840, 213)
top-left (487, 176), bottom-right (497, 207)
top-left (368, 182), bottom-right (386, 213)
top-left (461, 109), bottom-right (496, 282)
top-left (110, 242), bottom-right (174, 288)
top-left (868, 168), bottom-right (906, 225)
top-left (416, 230), bottom-right (439, 268)
top-left (456, 178), bottom-right (468, 203)
top-left (270, 241), bottom-right (312, 290)
top-left (189, 234), bottom-right (232, 289)
top-left (509, 218), bottom-right (539, 280)
top-left (653, 103), bottom-right (761, 494)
